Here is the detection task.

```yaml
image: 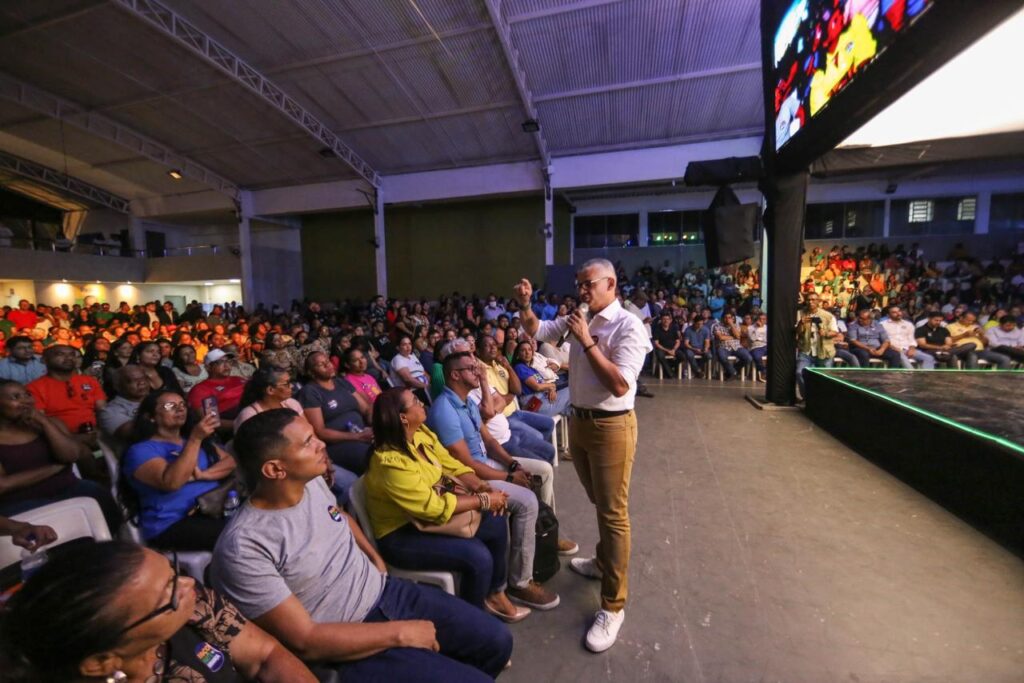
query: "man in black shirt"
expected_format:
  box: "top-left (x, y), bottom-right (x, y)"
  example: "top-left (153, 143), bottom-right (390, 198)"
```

top-left (652, 311), bottom-right (682, 377)
top-left (915, 311), bottom-right (975, 368)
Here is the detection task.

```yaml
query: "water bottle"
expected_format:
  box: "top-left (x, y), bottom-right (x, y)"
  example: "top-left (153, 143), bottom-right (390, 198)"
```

top-left (345, 421), bottom-right (364, 433)
top-left (223, 490), bottom-right (241, 518)
top-left (20, 547), bottom-right (49, 582)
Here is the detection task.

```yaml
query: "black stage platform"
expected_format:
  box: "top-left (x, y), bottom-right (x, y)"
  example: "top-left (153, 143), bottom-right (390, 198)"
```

top-left (804, 369), bottom-right (1024, 553)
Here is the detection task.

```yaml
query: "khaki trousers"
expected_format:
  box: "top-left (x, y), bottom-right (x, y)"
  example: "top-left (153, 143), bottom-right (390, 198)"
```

top-left (569, 410), bottom-right (638, 612)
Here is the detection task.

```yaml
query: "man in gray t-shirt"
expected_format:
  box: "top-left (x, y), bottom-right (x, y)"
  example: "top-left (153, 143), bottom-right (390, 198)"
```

top-left (210, 409), bottom-right (511, 681)
top-left (97, 365), bottom-right (150, 452)
top-left (212, 476), bottom-right (384, 623)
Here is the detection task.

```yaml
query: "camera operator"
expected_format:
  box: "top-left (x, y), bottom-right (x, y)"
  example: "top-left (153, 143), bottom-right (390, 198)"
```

top-left (795, 293), bottom-right (838, 398)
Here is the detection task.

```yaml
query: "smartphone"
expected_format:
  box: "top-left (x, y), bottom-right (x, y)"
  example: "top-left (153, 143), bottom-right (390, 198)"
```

top-left (201, 396), bottom-right (220, 420)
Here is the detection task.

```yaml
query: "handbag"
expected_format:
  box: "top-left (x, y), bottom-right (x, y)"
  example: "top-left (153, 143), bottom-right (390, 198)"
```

top-left (407, 449), bottom-right (481, 538)
top-left (194, 472), bottom-right (244, 518)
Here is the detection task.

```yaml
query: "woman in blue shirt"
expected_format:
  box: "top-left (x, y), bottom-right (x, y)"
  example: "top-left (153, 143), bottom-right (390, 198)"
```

top-left (122, 390), bottom-right (236, 551)
top-left (511, 341), bottom-right (570, 418)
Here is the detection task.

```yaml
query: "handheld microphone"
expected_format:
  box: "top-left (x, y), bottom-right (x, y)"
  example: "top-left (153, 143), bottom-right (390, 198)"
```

top-left (558, 303), bottom-right (590, 346)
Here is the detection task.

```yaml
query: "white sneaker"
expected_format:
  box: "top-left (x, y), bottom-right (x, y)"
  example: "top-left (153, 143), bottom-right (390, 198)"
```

top-left (569, 556), bottom-right (602, 580)
top-left (585, 609), bottom-right (625, 652)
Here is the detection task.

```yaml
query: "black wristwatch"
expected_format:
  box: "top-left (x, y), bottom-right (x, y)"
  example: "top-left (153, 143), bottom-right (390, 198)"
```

top-left (507, 460), bottom-right (520, 472)
top-left (505, 473), bottom-right (514, 482)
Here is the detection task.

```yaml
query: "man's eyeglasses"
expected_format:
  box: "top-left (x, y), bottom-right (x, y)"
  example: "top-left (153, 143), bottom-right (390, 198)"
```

top-left (575, 276), bottom-right (611, 291)
top-left (118, 553), bottom-right (179, 636)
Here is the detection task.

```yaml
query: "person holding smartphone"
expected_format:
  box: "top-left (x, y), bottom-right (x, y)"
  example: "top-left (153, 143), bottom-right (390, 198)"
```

top-left (186, 349), bottom-right (247, 422)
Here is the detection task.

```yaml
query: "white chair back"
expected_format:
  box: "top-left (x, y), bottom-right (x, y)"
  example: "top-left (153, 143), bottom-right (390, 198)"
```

top-left (0, 497), bottom-right (112, 568)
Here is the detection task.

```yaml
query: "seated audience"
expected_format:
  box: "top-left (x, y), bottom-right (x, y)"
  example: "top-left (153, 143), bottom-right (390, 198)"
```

top-left (881, 306), bottom-right (935, 369)
top-left (123, 391), bottom-right (236, 551)
top-left (915, 311), bottom-right (974, 368)
top-left (0, 335), bottom-right (46, 384)
top-left (846, 309), bottom-right (903, 368)
top-left (260, 332), bottom-right (299, 376)
top-left (985, 315), bottom-right (1024, 364)
top-left (0, 379), bottom-right (121, 530)
top-left (1, 540), bottom-right (316, 683)
top-left (103, 338), bottom-right (135, 397)
top-left (128, 340), bottom-right (184, 394)
top-left (171, 343), bottom-right (208, 395)
top-left (390, 335), bottom-right (431, 403)
top-left (476, 334), bottom-right (556, 457)
top-left (366, 388), bottom-right (522, 614)
top-left (340, 347), bottom-right (384, 406)
top-left (511, 341), bottom-right (570, 417)
top-left (747, 312), bottom-right (768, 381)
top-left (428, 351), bottom-right (561, 612)
top-left (27, 344), bottom-right (107, 439)
top-left (97, 365), bottom-right (151, 453)
top-left (186, 349), bottom-right (247, 421)
top-left (711, 313), bottom-right (752, 380)
top-left (211, 409), bottom-right (513, 681)
top-left (652, 311), bottom-right (683, 377)
top-left (948, 311), bottom-right (1011, 369)
top-left (298, 351), bottom-right (373, 475)
top-left (682, 316), bottom-right (711, 377)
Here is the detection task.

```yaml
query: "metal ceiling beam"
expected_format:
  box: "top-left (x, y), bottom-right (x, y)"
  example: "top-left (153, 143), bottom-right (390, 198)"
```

top-left (507, 0), bottom-right (624, 24)
top-left (483, 0), bottom-right (550, 167)
top-left (0, 150), bottom-right (131, 213)
top-left (533, 62), bottom-right (762, 102)
top-left (112, 0), bottom-right (381, 188)
top-left (0, 71), bottom-right (241, 199)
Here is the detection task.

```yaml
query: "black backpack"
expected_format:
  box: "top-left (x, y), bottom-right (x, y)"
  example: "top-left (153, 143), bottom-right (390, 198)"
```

top-left (533, 501), bottom-right (561, 583)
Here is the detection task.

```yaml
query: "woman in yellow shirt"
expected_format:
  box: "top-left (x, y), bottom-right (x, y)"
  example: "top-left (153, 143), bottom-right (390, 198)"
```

top-left (365, 388), bottom-right (529, 622)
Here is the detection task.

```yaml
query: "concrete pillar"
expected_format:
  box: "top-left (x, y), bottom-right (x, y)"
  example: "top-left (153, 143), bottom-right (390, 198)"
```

top-left (374, 188), bottom-right (387, 296)
top-left (882, 198), bottom-right (891, 238)
top-left (237, 191), bottom-right (256, 309)
top-left (975, 190), bottom-right (992, 235)
top-left (638, 210), bottom-right (649, 247)
top-left (544, 177), bottom-right (554, 265)
top-left (129, 216), bottom-right (146, 256)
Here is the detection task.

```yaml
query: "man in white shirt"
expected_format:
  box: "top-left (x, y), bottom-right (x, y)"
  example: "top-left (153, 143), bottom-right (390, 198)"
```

top-left (514, 257), bottom-right (651, 653)
top-left (482, 295), bottom-right (505, 322)
top-left (746, 313), bottom-right (768, 382)
top-left (881, 306), bottom-right (935, 369)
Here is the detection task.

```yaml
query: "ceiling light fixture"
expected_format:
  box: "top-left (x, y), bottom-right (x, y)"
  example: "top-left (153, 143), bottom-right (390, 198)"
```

top-left (521, 119), bottom-right (540, 133)
top-left (229, 278), bottom-right (240, 283)
top-left (168, 169), bottom-right (183, 180)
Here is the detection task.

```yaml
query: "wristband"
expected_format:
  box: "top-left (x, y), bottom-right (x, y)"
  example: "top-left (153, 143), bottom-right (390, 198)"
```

top-left (583, 342), bottom-right (597, 353)
top-left (505, 472), bottom-right (514, 482)
top-left (507, 460), bottom-right (520, 472)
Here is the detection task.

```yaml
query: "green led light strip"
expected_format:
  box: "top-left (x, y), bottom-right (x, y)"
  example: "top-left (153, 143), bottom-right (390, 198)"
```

top-left (807, 368), bottom-right (1024, 456)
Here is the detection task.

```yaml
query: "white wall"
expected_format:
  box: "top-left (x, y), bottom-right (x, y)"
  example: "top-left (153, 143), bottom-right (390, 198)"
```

top-left (12, 281), bottom-right (242, 308)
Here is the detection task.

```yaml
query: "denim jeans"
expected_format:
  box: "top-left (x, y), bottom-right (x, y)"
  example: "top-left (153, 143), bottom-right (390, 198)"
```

top-left (795, 353), bottom-right (833, 396)
top-left (503, 422), bottom-right (555, 463)
top-left (509, 410), bottom-right (554, 440)
top-left (716, 346), bottom-right (752, 378)
top-left (376, 511), bottom-right (509, 607)
top-left (527, 387), bottom-right (570, 418)
top-left (683, 348), bottom-right (708, 377)
top-left (750, 346), bottom-right (767, 373)
top-left (333, 577), bottom-right (513, 682)
top-left (850, 347), bottom-right (903, 368)
top-left (897, 349), bottom-right (935, 369)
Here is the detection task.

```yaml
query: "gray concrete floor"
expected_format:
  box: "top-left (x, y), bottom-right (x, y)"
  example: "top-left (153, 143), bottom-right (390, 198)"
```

top-left (503, 380), bottom-right (1024, 683)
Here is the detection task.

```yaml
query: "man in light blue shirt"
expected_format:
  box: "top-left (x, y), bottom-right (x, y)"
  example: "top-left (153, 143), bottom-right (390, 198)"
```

top-left (0, 336), bottom-right (46, 384)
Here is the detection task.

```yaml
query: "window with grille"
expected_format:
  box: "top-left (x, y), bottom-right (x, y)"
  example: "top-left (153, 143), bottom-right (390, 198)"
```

top-left (908, 200), bottom-right (934, 223)
top-left (957, 197), bottom-right (976, 221)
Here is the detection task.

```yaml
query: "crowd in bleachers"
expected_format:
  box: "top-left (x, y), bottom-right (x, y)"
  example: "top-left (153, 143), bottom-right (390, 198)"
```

top-left (0, 242), bottom-right (1023, 680)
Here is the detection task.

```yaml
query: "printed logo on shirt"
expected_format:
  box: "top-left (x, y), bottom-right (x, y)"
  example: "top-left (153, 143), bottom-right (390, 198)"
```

top-left (327, 399), bottom-right (338, 410)
top-left (194, 642), bottom-right (225, 672)
top-left (81, 383), bottom-right (93, 391)
top-left (327, 504), bottom-right (343, 522)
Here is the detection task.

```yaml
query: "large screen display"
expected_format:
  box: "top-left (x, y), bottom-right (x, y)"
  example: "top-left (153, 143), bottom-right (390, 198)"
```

top-left (772, 0), bottom-right (935, 151)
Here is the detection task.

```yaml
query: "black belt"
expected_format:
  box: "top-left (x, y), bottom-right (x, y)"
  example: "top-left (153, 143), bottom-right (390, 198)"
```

top-left (569, 406), bottom-right (632, 420)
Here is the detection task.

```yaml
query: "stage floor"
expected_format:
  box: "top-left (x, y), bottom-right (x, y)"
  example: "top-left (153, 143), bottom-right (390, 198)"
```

top-left (807, 369), bottom-right (1024, 453)
top-left (503, 380), bottom-right (1024, 683)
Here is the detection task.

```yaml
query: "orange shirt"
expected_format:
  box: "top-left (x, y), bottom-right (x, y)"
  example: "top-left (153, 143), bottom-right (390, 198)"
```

top-left (27, 374), bottom-right (107, 432)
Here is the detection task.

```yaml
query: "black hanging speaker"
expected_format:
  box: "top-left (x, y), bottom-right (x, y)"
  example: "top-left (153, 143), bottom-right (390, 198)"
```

top-left (703, 187), bottom-right (758, 268)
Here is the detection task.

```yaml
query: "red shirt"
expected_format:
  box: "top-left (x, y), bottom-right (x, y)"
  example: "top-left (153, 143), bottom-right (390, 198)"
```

top-left (187, 376), bottom-right (247, 420)
top-left (27, 374), bottom-right (107, 433)
top-left (7, 309), bottom-right (38, 331)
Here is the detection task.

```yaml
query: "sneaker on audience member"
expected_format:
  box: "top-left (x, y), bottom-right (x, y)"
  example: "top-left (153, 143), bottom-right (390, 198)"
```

top-left (585, 609), bottom-right (625, 652)
top-left (557, 538), bottom-right (579, 556)
top-left (569, 556), bottom-right (602, 579)
top-left (508, 581), bottom-right (560, 610)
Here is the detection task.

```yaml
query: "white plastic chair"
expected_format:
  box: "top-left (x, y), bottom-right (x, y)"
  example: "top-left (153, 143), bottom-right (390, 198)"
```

top-left (0, 497), bottom-right (112, 568)
top-left (348, 478), bottom-right (457, 595)
top-left (101, 438), bottom-right (212, 579)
